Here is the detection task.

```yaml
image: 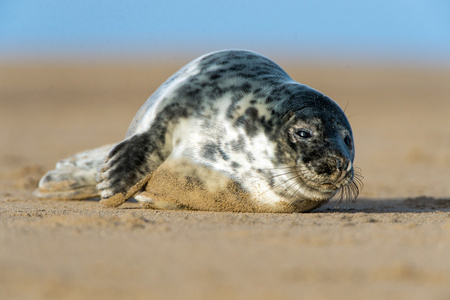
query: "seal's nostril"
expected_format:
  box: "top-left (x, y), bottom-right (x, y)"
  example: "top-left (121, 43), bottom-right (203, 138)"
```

top-left (334, 157), bottom-right (350, 172)
top-left (341, 160), bottom-right (349, 171)
top-left (346, 160), bottom-right (352, 171)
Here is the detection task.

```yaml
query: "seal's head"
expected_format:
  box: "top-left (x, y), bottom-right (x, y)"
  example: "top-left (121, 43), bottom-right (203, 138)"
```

top-left (276, 89), bottom-right (361, 205)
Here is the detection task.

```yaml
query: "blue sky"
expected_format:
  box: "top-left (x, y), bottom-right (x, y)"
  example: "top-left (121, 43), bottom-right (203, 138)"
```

top-left (1, 0), bottom-right (449, 64)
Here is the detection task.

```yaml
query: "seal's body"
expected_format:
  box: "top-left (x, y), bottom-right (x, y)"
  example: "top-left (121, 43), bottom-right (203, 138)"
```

top-left (35, 50), bottom-right (360, 212)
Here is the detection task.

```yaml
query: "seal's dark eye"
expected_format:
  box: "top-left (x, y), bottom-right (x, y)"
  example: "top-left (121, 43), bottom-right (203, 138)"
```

top-left (296, 129), bottom-right (312, 139)
top-left (344, 135), bottom-right (352, 149)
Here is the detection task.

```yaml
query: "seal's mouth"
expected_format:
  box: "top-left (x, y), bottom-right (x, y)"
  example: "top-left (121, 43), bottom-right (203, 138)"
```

top-left (264, 162), bottom-right (362, 204)
top-left (295, 163), bottom-right (362, 202)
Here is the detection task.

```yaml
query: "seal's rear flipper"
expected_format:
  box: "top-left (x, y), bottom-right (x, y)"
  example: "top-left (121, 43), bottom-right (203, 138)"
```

top-left (33, 144), bottom-right (115, 200)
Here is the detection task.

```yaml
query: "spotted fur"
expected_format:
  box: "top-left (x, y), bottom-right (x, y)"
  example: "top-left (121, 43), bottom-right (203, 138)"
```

top-left (36, 50), bottom-right (361, 212)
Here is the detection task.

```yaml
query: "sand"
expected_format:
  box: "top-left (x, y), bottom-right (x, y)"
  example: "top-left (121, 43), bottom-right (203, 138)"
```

top-left (1, 59), bottom-right (450, 299)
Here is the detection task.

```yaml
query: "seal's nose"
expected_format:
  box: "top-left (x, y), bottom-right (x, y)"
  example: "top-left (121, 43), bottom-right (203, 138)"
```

top-left (329, 156), bottom-right (353, 183)
top-left (317, 155), bottom-right (352, 176)
top-left (334, 156), bottom-right (351, 172)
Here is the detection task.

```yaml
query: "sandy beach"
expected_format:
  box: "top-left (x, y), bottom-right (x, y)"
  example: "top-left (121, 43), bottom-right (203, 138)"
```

top-left (1, 58), bottom-right (450, 299)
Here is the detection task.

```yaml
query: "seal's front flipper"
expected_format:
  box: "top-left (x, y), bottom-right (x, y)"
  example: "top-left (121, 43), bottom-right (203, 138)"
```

top-left (33, 144), bottom-right (114, 200)
top-left (97, 133), bottom-right (166, 206)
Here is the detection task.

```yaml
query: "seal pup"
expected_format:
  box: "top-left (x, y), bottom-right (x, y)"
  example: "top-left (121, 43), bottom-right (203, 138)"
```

top-left (34, 50), bottom-right (362, 212)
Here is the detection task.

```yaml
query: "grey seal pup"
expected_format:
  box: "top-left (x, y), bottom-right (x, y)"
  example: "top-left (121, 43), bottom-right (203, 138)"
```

top-left (34, 49), bottom-right (362, 212)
